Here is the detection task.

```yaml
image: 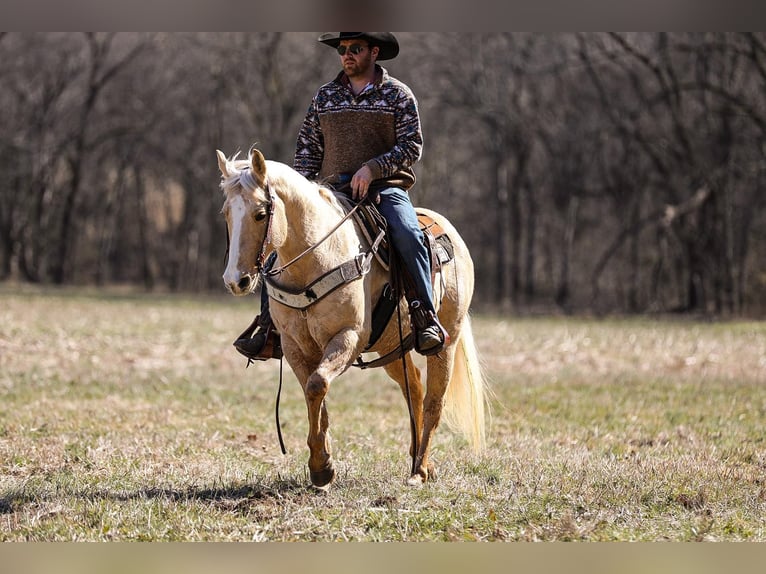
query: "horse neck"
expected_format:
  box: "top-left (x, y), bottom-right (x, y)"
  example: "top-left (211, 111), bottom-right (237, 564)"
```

top-left (269, 169), bottom-right (356, 278)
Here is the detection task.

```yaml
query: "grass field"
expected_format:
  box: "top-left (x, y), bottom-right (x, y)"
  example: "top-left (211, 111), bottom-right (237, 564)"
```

top-left (1, 284), bottom-right (765, 541)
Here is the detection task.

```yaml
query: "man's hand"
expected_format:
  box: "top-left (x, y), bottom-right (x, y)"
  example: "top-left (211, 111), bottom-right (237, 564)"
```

top-left (351, 165), bottom-right (376, 202)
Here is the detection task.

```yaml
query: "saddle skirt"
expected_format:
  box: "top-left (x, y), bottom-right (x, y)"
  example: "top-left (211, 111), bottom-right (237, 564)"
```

top-left (332, 192), bottom-right (455, 352)
top-left (332, 192), bottom-right (455, 275)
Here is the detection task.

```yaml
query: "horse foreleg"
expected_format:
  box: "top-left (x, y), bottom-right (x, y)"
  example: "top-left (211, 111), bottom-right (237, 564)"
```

top-left (407, 348), bottom-right (456, 485)
top-left (303, 327), bottom-right (362, 488)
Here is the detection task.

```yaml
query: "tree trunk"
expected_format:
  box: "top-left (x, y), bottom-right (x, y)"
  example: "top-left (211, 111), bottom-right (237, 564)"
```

top-left (556, 196), bottom-right (579, 312)
top-left (494, 154), bottom-right (511, 308)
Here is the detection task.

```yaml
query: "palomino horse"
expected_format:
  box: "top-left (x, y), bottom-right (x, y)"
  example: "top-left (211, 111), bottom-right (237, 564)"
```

top-left (217, 147), bottom-right (487, 487)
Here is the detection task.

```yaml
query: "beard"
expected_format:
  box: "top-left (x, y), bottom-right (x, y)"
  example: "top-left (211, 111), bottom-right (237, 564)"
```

top-left (342, 52), bottom-right (374, 79)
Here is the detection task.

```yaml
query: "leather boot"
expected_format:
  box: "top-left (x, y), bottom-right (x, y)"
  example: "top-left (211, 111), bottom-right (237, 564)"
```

top-left (233, 313), bottom-right (282, 361)
top-left (409, 300), bottom-right (450, 356)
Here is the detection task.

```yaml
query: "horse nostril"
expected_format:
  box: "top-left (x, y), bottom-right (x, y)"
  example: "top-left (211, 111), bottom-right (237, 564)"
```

top-left (237, 276), bottom-right (251, 291)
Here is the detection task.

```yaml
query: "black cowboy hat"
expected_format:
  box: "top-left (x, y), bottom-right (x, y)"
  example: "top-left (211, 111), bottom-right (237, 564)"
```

top-left (318, 32), bottom-right (399, 61)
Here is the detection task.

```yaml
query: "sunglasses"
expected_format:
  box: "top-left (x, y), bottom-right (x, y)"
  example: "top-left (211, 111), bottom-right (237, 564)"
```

top-left (336, 44), bottom-right (367, 56)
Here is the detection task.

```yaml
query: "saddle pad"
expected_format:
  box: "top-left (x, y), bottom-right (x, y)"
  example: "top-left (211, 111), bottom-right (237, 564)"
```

top-left (332, 191), bottom-right (454, 267)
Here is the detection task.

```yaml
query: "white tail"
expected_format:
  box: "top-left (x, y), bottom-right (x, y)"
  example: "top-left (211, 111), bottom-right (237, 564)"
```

top-left (442, 314), bottom-right (489, 452)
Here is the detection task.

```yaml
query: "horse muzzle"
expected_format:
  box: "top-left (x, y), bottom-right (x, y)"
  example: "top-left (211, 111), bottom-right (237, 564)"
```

top-left (223, 271), bottom-right (257, 296)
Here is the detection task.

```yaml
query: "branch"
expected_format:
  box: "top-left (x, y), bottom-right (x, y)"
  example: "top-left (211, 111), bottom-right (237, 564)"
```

top-left (661, 186), bottom-right (712, 227)
top-left (590, 186), bottom-right (712, 299)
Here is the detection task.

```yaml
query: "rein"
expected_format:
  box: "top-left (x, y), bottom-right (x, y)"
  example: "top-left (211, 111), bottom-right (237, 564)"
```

top-left (393, 269), bottom-right (419, 477)
top-left (262, 195), bottom-right (366, 278)
top-left (275, 356), bottom-right (287, 455)
top-left (255, 181), bottom-right (278, 272)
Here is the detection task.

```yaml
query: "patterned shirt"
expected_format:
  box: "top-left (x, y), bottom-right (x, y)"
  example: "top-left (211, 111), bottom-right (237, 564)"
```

top-left (294, 65), bottom-right (423, 191)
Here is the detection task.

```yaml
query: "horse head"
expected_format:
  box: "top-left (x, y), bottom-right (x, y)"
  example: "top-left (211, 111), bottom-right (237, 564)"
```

top-left (217, 147), bottom-right (272, 296)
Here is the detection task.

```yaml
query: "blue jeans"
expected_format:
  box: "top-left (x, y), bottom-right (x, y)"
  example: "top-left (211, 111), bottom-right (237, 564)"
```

top-left (258, 187), bottom-right (435, 316)
top-left (376, 187), bottom-right (435, 314)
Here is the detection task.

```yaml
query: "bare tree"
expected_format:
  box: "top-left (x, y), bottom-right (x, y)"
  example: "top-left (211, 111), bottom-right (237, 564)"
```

top-left (2, 33), bottom-right (765, 316)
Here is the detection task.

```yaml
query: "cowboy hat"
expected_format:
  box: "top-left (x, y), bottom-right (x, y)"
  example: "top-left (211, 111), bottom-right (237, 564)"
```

top-left (318, 32), bottom-right (399, 60)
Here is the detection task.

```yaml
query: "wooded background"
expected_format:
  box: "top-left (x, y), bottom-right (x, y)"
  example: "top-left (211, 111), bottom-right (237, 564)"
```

top-left (1, 32), bottom-right (764, 316)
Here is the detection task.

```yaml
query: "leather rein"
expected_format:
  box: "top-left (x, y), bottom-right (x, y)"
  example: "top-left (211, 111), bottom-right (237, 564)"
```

top-left (260, 183), bottom-right (368, 279)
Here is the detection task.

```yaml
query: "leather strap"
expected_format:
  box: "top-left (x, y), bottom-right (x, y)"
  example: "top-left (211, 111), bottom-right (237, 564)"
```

top-left (262, 249), bottom-right (379, 310)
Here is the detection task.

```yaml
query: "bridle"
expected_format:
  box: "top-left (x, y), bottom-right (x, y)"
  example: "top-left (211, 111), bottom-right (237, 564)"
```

top-left (225, 168), bottom-right (366, 284)
top-left (259, 186), bottom-right (365, 280)
top-left (223, 168), bottom-right (277, 276)
top-left (255, 181), bottom-right (277, 273)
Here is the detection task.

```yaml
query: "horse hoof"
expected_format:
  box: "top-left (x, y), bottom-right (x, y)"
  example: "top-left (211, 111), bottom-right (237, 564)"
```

top-left (407, 474), bottom-right (425, 486)
top-left (407, 462), bottom-right (437, 486)
top-left (310, 467), bottom-right (336, 489)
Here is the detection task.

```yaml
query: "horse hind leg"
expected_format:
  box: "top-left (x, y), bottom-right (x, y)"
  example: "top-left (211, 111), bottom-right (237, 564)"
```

top-left (408, 346), bottom-right (457, 485)
top-left (383, 353), bottom-right (425, 474)
top-left (411, 317), bottom-right (488, 484)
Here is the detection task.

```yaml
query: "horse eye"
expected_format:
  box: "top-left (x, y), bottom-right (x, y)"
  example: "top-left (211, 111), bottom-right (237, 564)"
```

top-left (254, 210), bottom-right (267, 222)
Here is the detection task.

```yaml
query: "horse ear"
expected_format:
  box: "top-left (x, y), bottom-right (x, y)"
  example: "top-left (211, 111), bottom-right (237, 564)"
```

top-left (216, 150), bottom-right (231, 178)
top-left (249, 147), bottom-right (267, 187)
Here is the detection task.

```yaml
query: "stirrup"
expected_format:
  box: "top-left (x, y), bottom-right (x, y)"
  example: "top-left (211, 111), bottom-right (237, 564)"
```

top-left (233, 315), bottom-right (283, 361)
top-left (409, 300), bottom-right (450, 356)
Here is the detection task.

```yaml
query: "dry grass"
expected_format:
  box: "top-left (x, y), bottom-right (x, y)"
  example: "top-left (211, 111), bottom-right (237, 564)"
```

top-left (1, 284), bottom-right (765, 541)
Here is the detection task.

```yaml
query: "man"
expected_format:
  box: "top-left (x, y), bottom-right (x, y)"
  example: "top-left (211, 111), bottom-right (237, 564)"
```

top-left (235, 32), bottom-right (448, 360)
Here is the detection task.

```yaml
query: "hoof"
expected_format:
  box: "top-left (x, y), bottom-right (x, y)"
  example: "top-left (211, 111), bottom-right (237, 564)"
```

top-left (407, 462), bottom-right (437, 486)
top-left (407, 474), bottom-right (425, 486)
top-left (310, 466), bottom-right (336, 489)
